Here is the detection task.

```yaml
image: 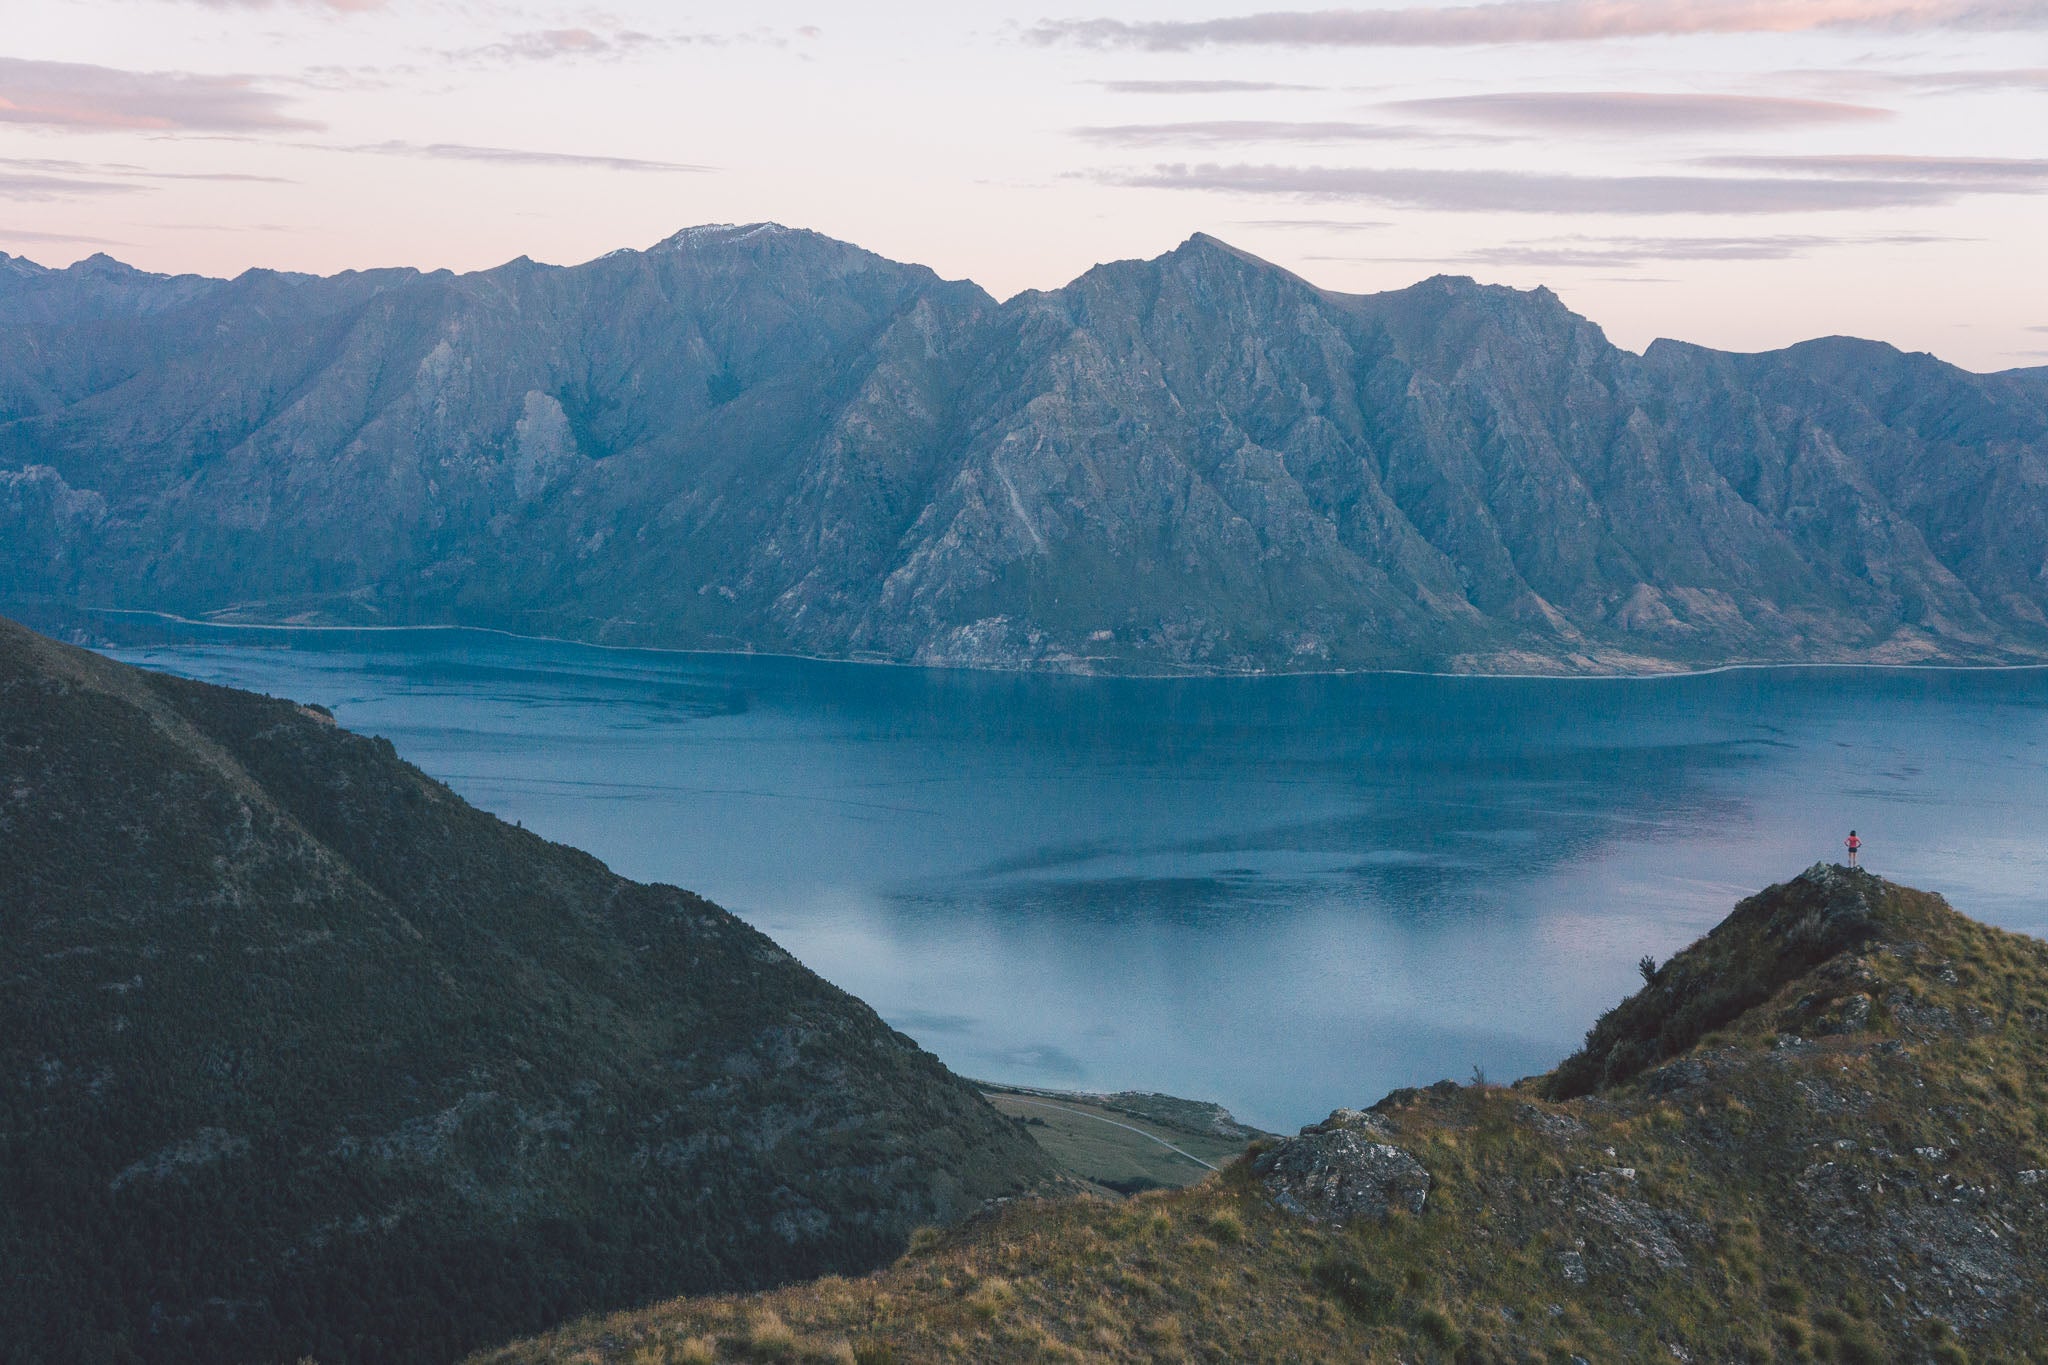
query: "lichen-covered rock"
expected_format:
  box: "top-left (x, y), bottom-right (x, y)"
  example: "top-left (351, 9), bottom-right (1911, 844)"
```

top-left (1253, 1125), bottom-right (1431, 1224)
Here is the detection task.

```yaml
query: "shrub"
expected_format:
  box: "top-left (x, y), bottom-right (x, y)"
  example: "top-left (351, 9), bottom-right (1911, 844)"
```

top-left (1412, 1306), bottom-right (1460, 1349)
top-left (1308, 1251), bottom-right (1396, 1325)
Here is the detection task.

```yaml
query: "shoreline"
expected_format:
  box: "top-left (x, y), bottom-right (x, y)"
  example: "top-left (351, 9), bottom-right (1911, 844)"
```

top-left (68, 604), bottom-right (2048, 685)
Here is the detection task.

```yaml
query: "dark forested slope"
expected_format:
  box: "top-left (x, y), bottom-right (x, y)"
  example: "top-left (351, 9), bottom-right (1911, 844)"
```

top-left (0, 615), bottom-right (1050, 1364)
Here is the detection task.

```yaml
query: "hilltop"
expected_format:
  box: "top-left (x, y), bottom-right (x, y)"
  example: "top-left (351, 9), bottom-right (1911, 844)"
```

top-left (478, 866), bottom-right (2048, 1363)
top-left (4, 226), bottom-right (2047, 675)
top-left (0, 616), bottom-right (1052, 1365)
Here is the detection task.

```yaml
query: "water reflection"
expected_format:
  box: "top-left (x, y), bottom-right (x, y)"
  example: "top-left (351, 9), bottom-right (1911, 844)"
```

top-left (105, 625), bottom-right (2048, 1130)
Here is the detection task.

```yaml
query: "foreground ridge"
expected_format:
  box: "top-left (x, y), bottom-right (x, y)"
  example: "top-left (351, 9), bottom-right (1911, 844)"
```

top-left (0, 616), bottom-right (1052, 1365)
top-left (480, 866), bottom-right (2048, 1363)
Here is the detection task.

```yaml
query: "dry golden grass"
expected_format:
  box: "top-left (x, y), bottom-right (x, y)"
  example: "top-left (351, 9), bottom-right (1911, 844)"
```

top-left (472, 877), bottom-right (2048, 1364)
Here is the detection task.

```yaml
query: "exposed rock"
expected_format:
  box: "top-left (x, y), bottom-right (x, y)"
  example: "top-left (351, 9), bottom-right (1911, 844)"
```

top-left (1564, 1169), bottom-right (1709, 1273)
top-left (109, 1127), bottom-right (248, 1191)
top-left (1254, 1126), bottom-right (1431, 1224)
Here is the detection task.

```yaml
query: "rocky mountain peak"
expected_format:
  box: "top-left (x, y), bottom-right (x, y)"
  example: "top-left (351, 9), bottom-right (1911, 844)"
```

top-left (1545, 865), bottom-right (1915, 1098)
top-left (69, 250), bottom-right (146, 278)
top-left (651, 221), bottom-right (828, 254)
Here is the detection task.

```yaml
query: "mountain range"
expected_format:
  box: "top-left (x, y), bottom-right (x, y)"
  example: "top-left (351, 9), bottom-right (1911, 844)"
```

top-left (0, 615), bottom-right (1049, 1365)
top-left (3, 225), bottom-right (2046, 674)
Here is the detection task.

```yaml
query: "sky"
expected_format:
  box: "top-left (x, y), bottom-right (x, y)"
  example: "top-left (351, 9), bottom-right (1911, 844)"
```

top-left (5, 0), bottom-right (2047, 370)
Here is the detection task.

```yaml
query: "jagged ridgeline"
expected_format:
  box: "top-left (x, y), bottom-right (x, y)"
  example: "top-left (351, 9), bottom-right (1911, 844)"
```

top-left (3, 227), bottom-right (2047, 675)
top-left (484, 867), bottom-right (2048, 1364)
top-left (0, 617), bottom-right (1051, 1365)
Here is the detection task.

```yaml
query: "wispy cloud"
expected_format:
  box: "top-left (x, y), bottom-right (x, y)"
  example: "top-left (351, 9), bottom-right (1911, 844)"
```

top-left (0, 154), bottom-right (288, 185)
top-left (1100, 162), bottom-right (2033, 213)
top-left (1075, 120), bottom-right (1452, 145)
top-left (1455, 231), bottom-right (1965, 265)
top-left (446, 25), bottom-right (819, 65)
top-left (1030, 0), bottom-right (2048, 50)
top-left (0, 171), bottom-right (144, 201)
top-left (1390, 91), bottom-right (1892, 133)
top-left (1786, 65), bottom-right (2048, 94)
top-left (1234, 217), bottom-right (1393, 230)
top-left (0, 227), bottom-right (130, 246)
top-left (449, 28), bottom-right (671, 64)
top-left (1092, 79), bottom-right (1320, 94)
top-left (341, 141), bottom-right (710, 173)
top-left (173, 0), bottom-right (385, 9)
top-left (1887, 65), bottom-right (2048, 91)
top-left (0, 57), bottom-right (313, 133)
top-left (1700, 153), bottom-right (2048, 181)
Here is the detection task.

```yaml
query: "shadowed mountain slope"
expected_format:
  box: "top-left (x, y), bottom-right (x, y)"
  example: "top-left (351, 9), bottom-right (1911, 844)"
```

top-left (480, 867), bottom-right (2048, 1363)
top-left (0, 615), bottom-right (1050, 1365)
top-left (2, 227), bottom-right (2046, 674)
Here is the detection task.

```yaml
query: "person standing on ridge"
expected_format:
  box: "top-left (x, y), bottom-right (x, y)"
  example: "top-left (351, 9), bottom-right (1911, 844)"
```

top-left (1845, 830), bottom-right (1861, 868)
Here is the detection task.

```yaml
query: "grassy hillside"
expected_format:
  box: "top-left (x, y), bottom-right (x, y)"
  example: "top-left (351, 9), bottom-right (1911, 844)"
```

top-left (0, 617), bottom-right (1052, 1365)
top-left (478, 867), bottom-right (2048, 1363)
top-left (979, 1087), bottom-right (1266, 1195)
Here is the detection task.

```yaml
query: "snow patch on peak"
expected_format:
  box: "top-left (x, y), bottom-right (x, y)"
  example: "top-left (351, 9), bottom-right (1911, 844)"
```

top-left (653, 223), bottom-right (799, 251)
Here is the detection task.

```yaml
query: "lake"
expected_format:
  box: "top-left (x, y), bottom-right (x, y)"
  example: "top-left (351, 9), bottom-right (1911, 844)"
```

top-left (103, 625), bottom-right (2048, 1133)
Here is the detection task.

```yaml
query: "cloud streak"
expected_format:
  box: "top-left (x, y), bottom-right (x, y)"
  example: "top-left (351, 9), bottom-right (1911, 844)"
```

top-left (1075, 120), bottom-right (1451, 145)
top-left (1234, 217), bottom-right (1394, 230)
top-left (0, 57), bottom-right (313, 133)
top-left (1701, 153), bottom-right (2048, 181)
top-left (0, 172), bottom-right (144, 201)
top-left (446, 25), bottom-right (820, 65)
top-left (1101, 162), bottom-right (2039, 213)
top-left (342, 142), bottom-right (710, 173)
top-left (175, 0), bottom-right (385, 9)
top-left (0, 227), bottom-right (130, 246)
top-left (1455, 231), bottom-right (1965, 265)
top-left (0, 154), bottom-right (290, 185)
top-left (1092, 79), bottom-right (1320, 94)
top-left (449, 28), bottom-right (670, 64)
top-left (1030, 0), bottom-right (2048, 49)
top-left (1390, 91), bottom-right (1892, 132)
top-left (1785, 65), bottom-right (2048, 94)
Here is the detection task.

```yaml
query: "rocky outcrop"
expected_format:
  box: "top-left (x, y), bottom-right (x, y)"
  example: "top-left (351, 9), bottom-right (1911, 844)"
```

top-left (3, 228), bottom-right (2046, 674)
top-left (1546, 864), bottom-right (1893, 1097)
top-left (1253, 1110), bottom-right (1431, 1223)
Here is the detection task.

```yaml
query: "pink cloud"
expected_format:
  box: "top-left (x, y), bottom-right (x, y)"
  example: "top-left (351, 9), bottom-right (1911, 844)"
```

top-left (1032, 0), bottom-right (2048, 49)
top-left (0, 58), bottom-right (313, 133)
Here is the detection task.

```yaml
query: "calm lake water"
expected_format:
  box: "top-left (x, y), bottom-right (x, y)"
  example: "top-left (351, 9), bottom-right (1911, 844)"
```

top-left (104, 626), bottom-right (2048, 1132)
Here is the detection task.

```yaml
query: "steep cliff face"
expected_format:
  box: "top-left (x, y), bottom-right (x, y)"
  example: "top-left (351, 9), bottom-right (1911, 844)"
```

top-left (2, 227), bottom-right (2044, 673)
top-left (0, 615), bottom-right (1051, 1365)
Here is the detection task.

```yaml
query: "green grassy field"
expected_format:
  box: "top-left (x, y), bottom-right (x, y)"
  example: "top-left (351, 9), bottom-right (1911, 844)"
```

top-left (979, 1087), bottom-right (1265, 1194)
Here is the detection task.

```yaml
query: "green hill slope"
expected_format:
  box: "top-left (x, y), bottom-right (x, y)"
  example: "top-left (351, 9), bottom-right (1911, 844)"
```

top-left (480, 866), bottom-right (2048, 1363)
top-left (0, 616), bottom-right (1051, 1365)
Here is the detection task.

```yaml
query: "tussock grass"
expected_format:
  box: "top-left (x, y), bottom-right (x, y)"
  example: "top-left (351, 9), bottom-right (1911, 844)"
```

top-left (474, 872), bottom-right (2048, 1364)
